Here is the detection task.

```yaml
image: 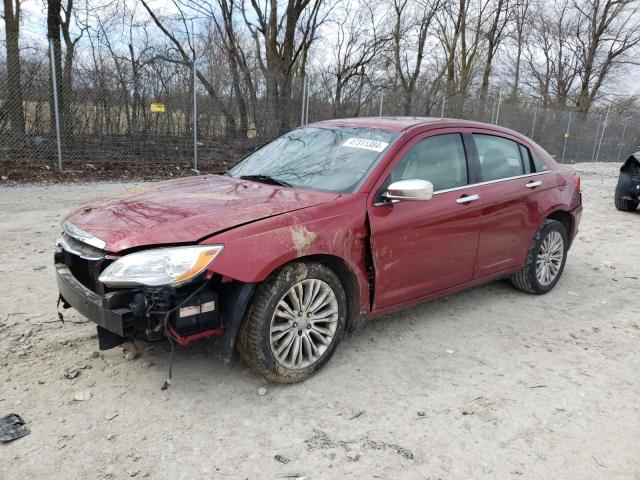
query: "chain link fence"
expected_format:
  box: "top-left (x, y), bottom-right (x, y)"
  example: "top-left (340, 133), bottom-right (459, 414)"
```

top-left (1, 34), bottom-right (639, 176)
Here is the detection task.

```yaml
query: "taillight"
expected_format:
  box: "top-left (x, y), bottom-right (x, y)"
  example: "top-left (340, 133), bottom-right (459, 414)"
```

top-left (573, 175), bottom-right (581, 192)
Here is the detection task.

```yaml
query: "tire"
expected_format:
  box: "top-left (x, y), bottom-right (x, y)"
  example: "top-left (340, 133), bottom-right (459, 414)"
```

top-left (237, 261), bottom-right (347, 383)
top-left (511, 219), bottom-right (568, 295)
top-left (614, 195), bottom-right (638, 212)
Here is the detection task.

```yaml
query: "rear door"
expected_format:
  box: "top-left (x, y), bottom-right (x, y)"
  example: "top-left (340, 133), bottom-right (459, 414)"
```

top-left (367, 130), bottom-right (482, 309)
top-left (468, 131), bottom-right (551, 277)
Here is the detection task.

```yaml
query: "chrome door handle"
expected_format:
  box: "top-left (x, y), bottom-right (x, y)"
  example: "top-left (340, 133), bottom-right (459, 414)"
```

top-left (456, 194), bottom-right (480, 204)
top-left (526, 181), bottom-right (542, 188)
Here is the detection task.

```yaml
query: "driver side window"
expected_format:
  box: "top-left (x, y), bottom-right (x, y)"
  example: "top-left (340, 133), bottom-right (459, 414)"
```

top-left (390, 133), bottom-right (468, 191)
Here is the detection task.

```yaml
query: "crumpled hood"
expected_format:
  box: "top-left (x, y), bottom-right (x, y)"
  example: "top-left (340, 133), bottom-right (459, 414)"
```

top-left (64, 175), bottom-right (339, 252)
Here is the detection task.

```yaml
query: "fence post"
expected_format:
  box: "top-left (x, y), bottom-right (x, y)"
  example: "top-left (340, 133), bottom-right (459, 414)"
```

top-left (305, 78), bottom-right (310, 124)
top-left (494, 89), bottom-right (502, 125)
top-left (490, 96), bottom-right (497, 124)
top-left (300, 77), bottom-right (307, 126)
top-left (379, 90), bottom-right (384, 117)
top-left (440, 94), bottom-right (446, 118)
top-left (595, 105), bottom-right (611, 162)
top-left (591, 116), bottom-right (602, 162)
top-left (192, 50), bottom-right (198, 173)
top-left (617, 117), bottom-right (629, 162)
top-left (531, 107), bottom-right (537, 139)
top-left (48, 39), bottom-right (63, 172)
top-left (561, 110), bottom-right (572, 163)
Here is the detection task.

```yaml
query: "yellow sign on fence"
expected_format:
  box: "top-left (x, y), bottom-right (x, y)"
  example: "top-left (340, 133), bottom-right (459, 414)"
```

top-left (150, 102), bottom-right (166, 113)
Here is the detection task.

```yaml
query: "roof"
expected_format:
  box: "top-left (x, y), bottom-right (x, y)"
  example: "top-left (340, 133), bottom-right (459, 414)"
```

top-left (309, 116), bottom-right (504, 133)
top-left (309, 116), bottom-right (533, 146)
top-left (309, 116), bottom-right (442, 132)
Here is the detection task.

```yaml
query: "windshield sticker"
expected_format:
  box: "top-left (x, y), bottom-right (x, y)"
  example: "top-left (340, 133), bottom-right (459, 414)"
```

top-left (342, 138), bottom-right (389, 152)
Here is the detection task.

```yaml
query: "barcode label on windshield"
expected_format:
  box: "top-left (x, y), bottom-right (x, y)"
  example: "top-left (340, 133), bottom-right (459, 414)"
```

top-left (342, 138), bottom-right (389, 152)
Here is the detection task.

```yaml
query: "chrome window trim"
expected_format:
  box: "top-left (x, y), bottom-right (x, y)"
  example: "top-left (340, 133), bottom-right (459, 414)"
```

top-left (374, 170), bottom-right (553, 206)
top-left (62, 221), bottom-right (107, 250)
top-left (432, 170), bottom-right (553, 196)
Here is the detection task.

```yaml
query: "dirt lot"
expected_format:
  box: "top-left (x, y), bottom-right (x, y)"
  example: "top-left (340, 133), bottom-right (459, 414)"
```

top-left (0, 162), bottom-right (638, 479)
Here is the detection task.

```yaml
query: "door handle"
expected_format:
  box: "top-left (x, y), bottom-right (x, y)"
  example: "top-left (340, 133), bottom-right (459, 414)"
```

top-left (526, 180), bottom-right (542, 188)
top-left (456, 194), bottom-right (480, 204)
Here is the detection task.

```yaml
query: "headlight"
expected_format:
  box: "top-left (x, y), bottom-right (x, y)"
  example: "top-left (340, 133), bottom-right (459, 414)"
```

top-left (98, 245), bottom-right (224, 287)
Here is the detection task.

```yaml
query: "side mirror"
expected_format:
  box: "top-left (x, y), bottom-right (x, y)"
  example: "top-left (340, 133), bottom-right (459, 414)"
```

top-left (383, 179), bottom-right (434, 202)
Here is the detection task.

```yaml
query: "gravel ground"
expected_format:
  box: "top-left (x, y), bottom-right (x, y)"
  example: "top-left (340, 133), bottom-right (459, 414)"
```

top-left (0, 162), bottom-right (638, 479)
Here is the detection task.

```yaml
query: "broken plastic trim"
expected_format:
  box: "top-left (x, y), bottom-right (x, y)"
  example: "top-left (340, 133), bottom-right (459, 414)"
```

top-left (0, 414), bottom-right (30, 442)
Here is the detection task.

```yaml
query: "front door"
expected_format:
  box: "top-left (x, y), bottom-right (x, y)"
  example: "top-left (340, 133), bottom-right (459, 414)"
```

top-left (367, 131), bottom-right (482, 310)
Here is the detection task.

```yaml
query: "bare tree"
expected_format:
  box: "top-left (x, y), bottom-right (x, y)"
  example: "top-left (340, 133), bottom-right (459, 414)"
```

top-left (508, 0), bottom-right (531, 101)
top-left (47, 0), bottom-right (86, 141)
top-left (241, 0), bottom-right (325, 134)
top-left (478, 0), bottom-right (512, 101)
top-left (320, 0), bottom-right (386, 117)
top-left (3, 0), bottom-right (25, 140)
top-left (141, 0), bottom-right (240, 137)
top-left (573, 0), bottom-right (640, 112)
top-left (391, 0), bottom-right (442, 115)
top-left (438, 0), bottom-right (487, 115)
top-left (525, 1), bottom-right (580, 108)
top-left (176, 0), bottom-right (259, 137)
top-left (47, 0), bottom-right (64, 138)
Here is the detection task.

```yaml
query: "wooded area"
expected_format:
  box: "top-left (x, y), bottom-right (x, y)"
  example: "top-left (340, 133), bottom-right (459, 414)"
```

top-left (1, 0), bottom-right (639, 169)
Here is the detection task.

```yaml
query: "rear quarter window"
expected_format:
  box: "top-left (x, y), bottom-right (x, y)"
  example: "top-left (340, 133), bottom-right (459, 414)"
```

top-left (531, 151), bottom-right (551, 172)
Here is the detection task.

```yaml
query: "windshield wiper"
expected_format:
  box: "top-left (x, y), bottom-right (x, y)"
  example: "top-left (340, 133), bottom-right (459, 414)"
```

top-left (238, 174), bottom-right (292, 188)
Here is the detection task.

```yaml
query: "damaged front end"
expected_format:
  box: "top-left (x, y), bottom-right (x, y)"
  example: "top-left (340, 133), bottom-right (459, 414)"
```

top-left (615, 152), bottom-right (640, 207)
top-left (55, 227), bottom-right (254, 360)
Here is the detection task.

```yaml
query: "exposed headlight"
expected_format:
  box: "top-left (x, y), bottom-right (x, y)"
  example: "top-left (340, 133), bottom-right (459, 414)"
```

top-left (99, 245), bottom-right (224, 287)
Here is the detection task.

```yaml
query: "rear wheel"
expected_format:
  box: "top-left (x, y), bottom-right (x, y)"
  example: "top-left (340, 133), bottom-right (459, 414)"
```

top-left (614, 195), bottom-right (638, 212)
top-left (237, 261), bottom-right (347, 383)
top-left (511, 219), bottom-right (568, 295)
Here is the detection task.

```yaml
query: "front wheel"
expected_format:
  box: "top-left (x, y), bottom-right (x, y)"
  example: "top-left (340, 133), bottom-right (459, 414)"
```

top-left (614, 195), bottom-right (638, 212)
top-left (511, 219), bottom-right (568, 294)
top-left (237, 261), bottom-right (347, 383)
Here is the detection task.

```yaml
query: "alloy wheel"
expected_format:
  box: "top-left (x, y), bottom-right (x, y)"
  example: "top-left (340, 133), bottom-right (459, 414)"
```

top-left (270, 279), bottom-right (339, 369)
top-left (536, 230), bottom-right (564, 286)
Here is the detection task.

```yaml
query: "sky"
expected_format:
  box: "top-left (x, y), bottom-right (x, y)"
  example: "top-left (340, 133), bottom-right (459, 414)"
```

top-left (2, 0), bottom-right (640, 97)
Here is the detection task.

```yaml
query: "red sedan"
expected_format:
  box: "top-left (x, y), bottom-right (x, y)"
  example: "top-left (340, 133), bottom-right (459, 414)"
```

top-left (55, 117), bottom-right (582, 383)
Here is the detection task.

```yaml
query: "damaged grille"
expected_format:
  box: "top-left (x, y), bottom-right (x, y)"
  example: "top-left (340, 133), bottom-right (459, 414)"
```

top-left (57, 233), bottom-right (111, 294)
top-left (58, 232), bottom-right (105, 260)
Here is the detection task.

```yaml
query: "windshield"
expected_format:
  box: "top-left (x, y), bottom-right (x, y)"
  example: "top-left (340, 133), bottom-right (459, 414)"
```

top-left (228, 126), bottom-right (400, 193)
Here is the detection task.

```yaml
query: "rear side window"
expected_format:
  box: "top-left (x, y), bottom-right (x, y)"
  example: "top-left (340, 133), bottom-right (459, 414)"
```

top-left (473, 134), bottom-right (524, 181)
top-left (390, 133), bottom-right (468, 191)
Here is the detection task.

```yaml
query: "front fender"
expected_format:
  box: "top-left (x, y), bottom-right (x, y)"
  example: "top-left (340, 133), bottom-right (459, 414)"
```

top-left (202, 195), bottom-right (371, 312)
top-left (617, 153), bottom-right (640, 199)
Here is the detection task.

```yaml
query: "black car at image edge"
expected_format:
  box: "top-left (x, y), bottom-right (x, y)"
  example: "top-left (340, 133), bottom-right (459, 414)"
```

top-left (615, 151), bottom-right (640, 212)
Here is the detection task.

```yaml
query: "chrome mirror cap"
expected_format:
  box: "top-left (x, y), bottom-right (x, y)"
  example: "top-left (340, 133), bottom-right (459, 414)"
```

top-left (383, 179), bottom-right (434, 202)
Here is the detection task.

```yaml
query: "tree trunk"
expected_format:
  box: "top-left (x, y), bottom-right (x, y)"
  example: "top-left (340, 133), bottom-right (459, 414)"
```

top-left (47, 0), bottom-right (64, 143)
top-left (61, 42), bottom-right (74, 142)
top-left (402, 88), bottom-right (413, 116)
top-left (278, 74), bottom-right (293, 135)
top-left (511, 40), bottom-right (522, 102)
top-left (3, 0), bottom-right (26, 141)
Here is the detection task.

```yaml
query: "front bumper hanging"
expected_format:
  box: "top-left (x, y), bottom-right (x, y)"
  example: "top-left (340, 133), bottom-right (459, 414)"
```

top-left (56, 263), bottom-right (135, 337)
top-left (55, 252), bottom-right (256, 360)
